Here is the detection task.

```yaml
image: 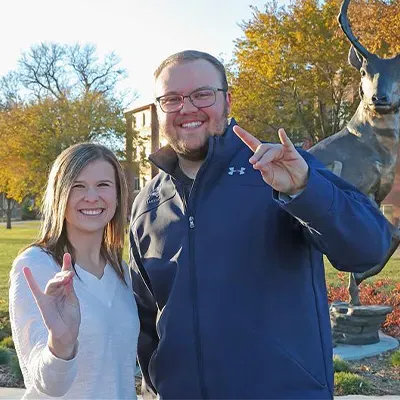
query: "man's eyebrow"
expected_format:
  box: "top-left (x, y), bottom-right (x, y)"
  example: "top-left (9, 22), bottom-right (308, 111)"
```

top-left (159, 91), bottom-right (181, 96)
top-left (192, 86), bottom-right (213, 91)
top-left (159, 86), bottom-right (214, 96)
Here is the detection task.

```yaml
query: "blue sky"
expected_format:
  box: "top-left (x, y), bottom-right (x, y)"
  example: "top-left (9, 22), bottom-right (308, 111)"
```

top-left (1, 0), bottom-right (289, 108)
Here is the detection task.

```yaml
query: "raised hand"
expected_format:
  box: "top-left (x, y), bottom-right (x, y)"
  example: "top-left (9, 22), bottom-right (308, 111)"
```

top-left (23, 253), bottom-right (81, 360)
top-left (233, 125), bottom-right (309, 195)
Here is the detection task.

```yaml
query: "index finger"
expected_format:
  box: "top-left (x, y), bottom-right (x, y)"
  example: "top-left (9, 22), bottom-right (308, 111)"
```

top-left (23, 267), bottom-right (43, 301)
top-left (233, 125), bottom-right (262, 153)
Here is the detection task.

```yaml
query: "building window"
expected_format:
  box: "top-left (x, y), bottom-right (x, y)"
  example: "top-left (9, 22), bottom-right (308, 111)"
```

top-left (142, 113), bottom-right (146, 127)
top-left (134, 177), bottom-right (140, 191)
top-left (134, 113), bottom-right (141, 128)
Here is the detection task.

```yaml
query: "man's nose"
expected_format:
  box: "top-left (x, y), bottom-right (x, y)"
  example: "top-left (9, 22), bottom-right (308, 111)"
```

top-left (180, 96), bottom-right (198, 113)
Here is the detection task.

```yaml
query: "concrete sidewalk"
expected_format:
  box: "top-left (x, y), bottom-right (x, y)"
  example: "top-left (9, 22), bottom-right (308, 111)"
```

top-left (0, 388), bottom-right (23, 399)
top-left (338, 397), bottom-right (400, 400)
top-left (0, 389), bottom-right (398, 400)
top-left (334, 331), bottom-right (399, 360)
top-left (0, 388), bottom-right (145, 399)
top-left (1, 332), bottom-right (398, 400)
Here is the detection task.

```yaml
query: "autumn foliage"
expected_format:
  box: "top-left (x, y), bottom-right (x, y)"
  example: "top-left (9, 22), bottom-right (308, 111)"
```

top-left (0, 43), bottom-right (128, 227)
top-left (327, 273), bottom-right (400, 337)
top-left (230, 0), bottom-right (400, 143)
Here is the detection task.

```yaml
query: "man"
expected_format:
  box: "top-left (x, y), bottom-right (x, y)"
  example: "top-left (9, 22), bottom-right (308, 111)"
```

top-left (129, 50), bottom-right (391, 399)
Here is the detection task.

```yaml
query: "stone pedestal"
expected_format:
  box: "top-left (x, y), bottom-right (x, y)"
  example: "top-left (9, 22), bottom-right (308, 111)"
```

top-left (330, 302), bottom-right (393, 345)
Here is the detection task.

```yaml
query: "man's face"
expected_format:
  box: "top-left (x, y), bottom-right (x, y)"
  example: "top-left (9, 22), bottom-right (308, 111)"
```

top-left (155, 59), bottom-right (231, 161)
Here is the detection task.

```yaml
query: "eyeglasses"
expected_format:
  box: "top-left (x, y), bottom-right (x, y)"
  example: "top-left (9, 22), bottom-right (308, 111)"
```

top-left (156, 87), bottom-right (226, 113)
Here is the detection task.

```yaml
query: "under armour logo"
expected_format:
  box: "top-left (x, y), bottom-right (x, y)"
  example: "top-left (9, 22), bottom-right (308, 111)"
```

top-left (147, 189), bottom-right (160, 204)
top-left (228, 167), bottom-right (246, 175)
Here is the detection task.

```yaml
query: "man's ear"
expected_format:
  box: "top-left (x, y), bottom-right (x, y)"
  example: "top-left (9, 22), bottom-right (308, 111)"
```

top-left (226, 91), bottom-right (232, 115)
top-left (348, 46), bottom-right (363, 70)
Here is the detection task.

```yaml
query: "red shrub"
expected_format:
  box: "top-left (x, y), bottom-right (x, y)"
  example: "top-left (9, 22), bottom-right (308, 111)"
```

top-left (327, 278), bottom-right (400, 337)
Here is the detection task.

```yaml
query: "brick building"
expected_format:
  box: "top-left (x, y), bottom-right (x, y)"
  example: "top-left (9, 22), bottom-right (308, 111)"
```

top-left (124, 102), bottom-right (166, 209)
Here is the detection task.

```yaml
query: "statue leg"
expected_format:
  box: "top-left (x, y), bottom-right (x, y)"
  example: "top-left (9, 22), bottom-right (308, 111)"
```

top-left (354, 227), bottom-right (400, 286)
top-left (348, 273), bottom-right (361, 306)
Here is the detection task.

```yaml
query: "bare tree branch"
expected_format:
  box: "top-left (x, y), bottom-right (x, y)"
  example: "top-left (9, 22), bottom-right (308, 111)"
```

top-left (68, 44), bottom-right (126, 96)
top-left (0, 71), bottom-right (23, 110)
top-left (19, 43), bottom-right (68, 100)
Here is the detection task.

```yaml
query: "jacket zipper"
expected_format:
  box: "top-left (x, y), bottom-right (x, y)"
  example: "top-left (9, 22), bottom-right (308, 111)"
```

top-left (178, 138), bottom-right (215, 399)
top-left (188, 215), bottom-right (208, 398)
top-left (178, 182), bottom-right (206, 398)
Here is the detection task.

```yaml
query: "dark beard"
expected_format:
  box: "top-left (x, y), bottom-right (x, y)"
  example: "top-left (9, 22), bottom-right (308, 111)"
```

top-left (158, 102), bottom-right (229, 161)
top-left (172, 140), bottom-right (209, 161)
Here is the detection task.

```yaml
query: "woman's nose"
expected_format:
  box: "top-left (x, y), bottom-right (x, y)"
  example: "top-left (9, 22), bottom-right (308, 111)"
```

top-left (84, 187), bottom-right (99, 202)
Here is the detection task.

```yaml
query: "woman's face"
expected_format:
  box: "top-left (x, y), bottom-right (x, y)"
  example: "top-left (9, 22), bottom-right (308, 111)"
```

top-left (64, 159), bottom-right (118, 238)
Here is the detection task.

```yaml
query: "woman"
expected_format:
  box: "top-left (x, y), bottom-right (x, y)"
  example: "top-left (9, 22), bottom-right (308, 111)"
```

top-left (9, 143), bottom-right (139, 399)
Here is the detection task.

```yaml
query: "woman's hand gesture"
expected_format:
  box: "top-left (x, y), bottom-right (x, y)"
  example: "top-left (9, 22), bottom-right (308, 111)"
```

top-left (23, 253), bottom-right (81, 360)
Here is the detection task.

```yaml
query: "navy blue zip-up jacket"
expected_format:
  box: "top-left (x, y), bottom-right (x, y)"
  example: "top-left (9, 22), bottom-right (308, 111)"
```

top-left (129, 119), bottom-right (391, 399)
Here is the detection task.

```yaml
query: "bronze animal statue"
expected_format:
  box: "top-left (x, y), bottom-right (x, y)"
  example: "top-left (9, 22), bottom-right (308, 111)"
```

top-left (309, 0), bottom-right (400, 305)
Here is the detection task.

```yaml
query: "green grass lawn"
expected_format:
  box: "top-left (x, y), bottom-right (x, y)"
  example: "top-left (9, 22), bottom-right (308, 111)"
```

top-left (0, 221), bottom-right (41, 313)
top-left (325, 256), bottom-right (400, 286)
top-left (1, 221), bottom-right (399, 314)
top-left (0, 221), bottom-right (131, 314)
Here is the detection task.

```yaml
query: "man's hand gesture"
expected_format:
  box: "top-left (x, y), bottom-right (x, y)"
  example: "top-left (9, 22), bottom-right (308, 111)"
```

top-left (233, 125), bottom-right (309, 195)
top-left (23, 253), bottom-right (81, 360)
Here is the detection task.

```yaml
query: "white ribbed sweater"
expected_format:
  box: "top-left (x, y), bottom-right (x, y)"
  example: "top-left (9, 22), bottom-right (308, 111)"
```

top-left (9, 246), bottom-right (139, 399)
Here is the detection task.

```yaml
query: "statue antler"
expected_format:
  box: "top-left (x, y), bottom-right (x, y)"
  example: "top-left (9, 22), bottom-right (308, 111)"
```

top-left (338, 0), bottom-right (372, 59)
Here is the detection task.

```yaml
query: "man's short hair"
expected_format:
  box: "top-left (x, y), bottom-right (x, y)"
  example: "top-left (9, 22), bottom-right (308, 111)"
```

top-left (154, 50), bottom-right (228, 91)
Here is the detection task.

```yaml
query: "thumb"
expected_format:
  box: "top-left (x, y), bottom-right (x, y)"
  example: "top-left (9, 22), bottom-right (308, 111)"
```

top-left (278, 128), bottom-right (295, 150)
top-left (62, 254), bottom-right (78, 305)
top-left (65, 277), bottom-right (79, 306)
top-left (61, 253), bottom-right (73, 273)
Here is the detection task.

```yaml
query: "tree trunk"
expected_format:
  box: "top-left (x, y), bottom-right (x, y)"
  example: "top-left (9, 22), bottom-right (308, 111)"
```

top-left (6, 197), bottom-right (12, 229)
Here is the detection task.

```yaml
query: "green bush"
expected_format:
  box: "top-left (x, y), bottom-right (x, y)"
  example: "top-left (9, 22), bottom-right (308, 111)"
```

top-left (0, 336), bottom-right (14, 349)
top-left (21, 199), bottom-right (38, 221)
top-left (0, 311), bottom-right (11, 340)
top-left (0, 347), bottom-right (11, 365)
top-left (391, 349), bottom-right (400, 367)
top-left (333, 356), bottom-right (351, 372)
top-left (9, 355), bottom-right (23, 381)
top-left (334, 372), bottom-right (371, 395)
